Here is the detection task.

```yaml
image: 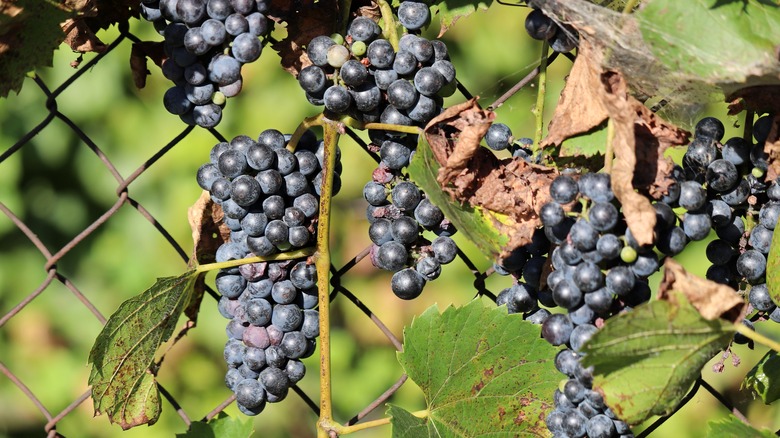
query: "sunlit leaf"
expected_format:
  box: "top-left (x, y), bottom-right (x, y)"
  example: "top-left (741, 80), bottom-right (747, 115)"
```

top-left (742, 351), bottom-right (780, 405)
top-left (89, 271), bottom-right (199, 429)
top-left (176, 413), bottom-right (254, 438)
top-left (392, 300), bottom-right (558, 437)
top-left (706, 415), bottom-right (776, 438)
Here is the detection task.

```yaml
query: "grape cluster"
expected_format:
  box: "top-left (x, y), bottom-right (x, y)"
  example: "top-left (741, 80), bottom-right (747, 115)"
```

top-left (524, 3), bottom-right (578, 53)
top-left (673, 115), bottom-right (780, 326)
top-left (141, 0), bottom-right (272, 128)
top-left (298, 11), bottom-right (456, 125)
top-left (196, 129), bottom-right (341, 415)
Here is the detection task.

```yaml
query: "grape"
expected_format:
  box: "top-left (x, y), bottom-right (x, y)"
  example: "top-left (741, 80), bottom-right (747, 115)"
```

top-left (596, 234), bottom-right (622, 260)
top-left (573, 262), bottom-right (603, 293)
top-left (432, 235), bottom-right (457, 264)
top-left (380, 140), bottom-right (413, 170)
top-left (586, 414), bottom-right (616, 438)
top-left (409, 38), bottom-right (434, 63)
top-left (569, 220), bottom-right (599, 252)
top-left (326, 44), bottom-right (350, 68)
top-left (376, 241), bottom-right (409, 271)
top-left (540, 202), bottom-right (565, 227)
top-left (578, 173), bottom-right (613, 203)
top-left (553, 280), bottom-right (583, 310)
top-left (367, 39), bottom-right (395, 68)
top-left (683, 136), bottom-right (718, 176)
top-left (695, 116), bottom-right (725, 141)
top-left (706, 159), bottom-right (739, 192)
top-left (587, 202), bottom-right (618, 232)
top-left (705, 239), bottom-right (734, 266)
top-left (749, 284), bottom-right (776, 312)
top-left (387, 79), bottom-right (418, 110)
top-left (525, 9), bottom-right (557, 40)
top-left (485, 123), bottom-right (512, 151)
top-left (164, 86), bottom-right (194, 115)
top-left (209, 54), bottom-right (241, 85)
top-left (392, 181), bottom-right (422, 211)
top-left (497, 283), bottom-right (537, 314)
top-left (678, 181), bottom-right (706, 211)
top-left (550, 26), bottom-right (578, 53)
top-left (323, 85), bottom-right (352, 113)
top-left (749, 224), bottom-right (773, 254)
top-left (682, 211), bottom-right (712, 241)
top-left (736, 250), bottom-right (766, 282)
top-left (391, 268), bottom-right (426, 299)
top-left (406, 95), bottom-right (439, 123)
top-left (348, 17), bottom-right (379, 42)
top-left (414, 198), bottom-right (444, 228)
top-left (561, 408), bottom-right (587, 437)
top-left (413, 67), bottom-right (445, 96)
top-left (550, 175), bottom-right (579, 204)
top-left (246, 12), bottom-right (268, 36)
top-left (374, 68), bottom-right (399, 90)
top-left (235, 378), bottom-right (266, 409)
top-left (584, 287), bottom-right (613, 315)
top-left (398, 1), bottom-right (431, 30)
top-left (232, 33), bottom-right (262, 63)
top-left (339, 59), bottom-right (368, 87)
top-left (721, 137), bottom-right (752, 167)
top-left (393, 50), bottom-right (418, 76)
top-left (759, 202), bottom-right (780, 229)
top-left (542, 314), bottom-right (574, 346)
top-left (416, 256), bottom-right (441, 281)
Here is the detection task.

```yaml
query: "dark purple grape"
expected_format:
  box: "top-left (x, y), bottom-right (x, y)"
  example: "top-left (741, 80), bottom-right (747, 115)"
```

top-left (573, 262), bottom-right (603, 293)
top-left (376, 241), bottom-right (408, 271)
top-left (398, 1), bottom-right (430, 30)
top-left (679, 181), bottom-right (706, 211)
top-left (392, 181), bottom-right (422, 211)
top-left (496, 283), bottom-right (537, 314)
top-left (432, 235), bottom-right (457, 264)
top-left (588, 202), bottom-right (618, 231)
top-left (749, 224), bottom-right (773, 254)
top-left (721, 178), bottom-right (750, 206)
top-left (391, 268), bottom-right (426, 299)
top-left (759, 202), bottom-right (780, 230)
top-left (542, 313), bottom-right (574, 346)
top-left (695, 117), bottom-right (725, 141)
top-left (550, 175), bottom-right (579, 204)
top-left (485, 123), bottom-right (512, 151)
top-left (413, 67), bottom-right (444, 96)
top-left (706, 159), bottom-right (738, 192)
top-left (525, 8), bottom-right (557, 40)
top-left (368, 39), bottom-right (394, 68)
top-left (736, 250), bottom-right (766, 282)
top-left (553, 280), bottom-right (583, 310)
top-left (348, 17), bottom-right (380, 42)
top-left (682, 211), bottom-right (712, 241)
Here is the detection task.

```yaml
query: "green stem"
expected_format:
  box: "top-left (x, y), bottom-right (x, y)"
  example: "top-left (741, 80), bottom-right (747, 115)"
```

top-left (377, 0), bottom-right (399, 51)
top-left (735, 323), bottom-right (780, 353)
top-left (316, 124), bottom-right (339, 438)
top-left (335, 410), bottom-right (429, 435)
top-left (195, 248), bottom-right (316, 273)
top-left (621, 0), bottom-right (640, 13)
top-left (339, 116), bottom-right (422, 135)
top-left (287, 114), bottom-right (325, 152)
top-left (532, 41), bottom-right (549, 148)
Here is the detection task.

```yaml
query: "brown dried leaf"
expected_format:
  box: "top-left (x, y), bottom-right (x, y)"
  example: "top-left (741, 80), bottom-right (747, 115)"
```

top-left (540, 44), bottom-right (610, 147)
top-left (130, 41), bottom-right (165, 89)
top-left (188, 191), bottom-right (230, 268)
top-left (765, 114), bottom-right (780, 181)
top-left (61, 18), bottom-right (106, 53)
top-left (657, 258), bottom-right (744, 324)
top-left (424, 99), bottom-right (559, 256)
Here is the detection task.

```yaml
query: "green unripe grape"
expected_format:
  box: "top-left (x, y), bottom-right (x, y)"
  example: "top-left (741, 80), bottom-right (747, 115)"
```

top-left (752, 167), bottom-right (765, 178)
top-left (212, 91), bottom-right (227, 106)
top-left (620, 246), bottom-right (637, 264)
top-left (330, 33), bottom-right (345, 45)
top-left (351, 40), bottom-right (367, 57)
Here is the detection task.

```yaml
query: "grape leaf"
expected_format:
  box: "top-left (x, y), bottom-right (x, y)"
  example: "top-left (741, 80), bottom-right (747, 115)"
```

top-left (636, 0), bottom-right (780, 94)
top-left (766, 220), bottom-right (780, 305)
top-left (430, 1), bottom-right (493, 37)
top-left (742, 351), bottom-right (780, 405)
top-left (408, 132), bottom-right (508, 260)
top-left (387, 405), bottom-right (428, 438)
top-left (89, 271), bottom-right (200, 429)
top-left (559, 122), bottom-right (608, 158)
top-left (0, 0), bottom-right (71, 98)
top-left (706, 415), bottom-right (776, 438)
top-left (581, 292), bottom-right (735, 425)
top-left (176, 413), bottom-right (254, 438)
top-left (393, 300), bottom-right (559, 437)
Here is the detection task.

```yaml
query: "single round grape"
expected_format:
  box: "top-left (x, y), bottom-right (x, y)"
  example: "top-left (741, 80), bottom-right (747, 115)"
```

top-left (749, 283), bottom-right (776, 312)
top-left (280, 331), bottom-right (308, 359)
top-left (265, 219), bottom-right (289, 247)
top-left (256, 169), bottom-right (283, 195)
top-left (387, 79), bottom-right (418, 110)
top-left (391, 215), bottom-right (420, 244)
top-left (721, 137), bottom-right (752, 167)
top-left (225, 13), bottom-right (249, 36)
top-left (432, 235), bottom-right (457, 264)
top-left (284, 172), bottom-right (309, 197)
top-left (326, 44), bottom-right (350, 68)
top-left (398, 1), bottom-right (430, 30)
top-left (485, 123), bottom-right (512, 151)
top-left (380, 139), bottom-right (413, 170)
top-left (587, 202), bottom-right (618, 231)
top-left (584, 287), bottom-right (613, 315)
top-left (196, 162), bottom-right (221, 191)
top-left (596, 233), bottom-right (622, 260)
top-left (683, 136), bottom-right (718, 176)
top-left (573, 262), bottom-right (604, 293)
top-left (246, 298), bottom-right (272, 326)
top-left (246, 12), bottom-right (268, 36)
top-left (414, 198), bottom-right (444, 229)
top-left (392, 181), bottom-right (422, 211)
top-left (232, 32), bottom-right (262, 63)
top-left (550, 175), bottom-right (579, 204)
top-left (706, 159), bottom-right (738, 192)
top-left (406, 94), bottom-right (439, 123)
top-left (323, 85), bottom-right (352, 113)
top-left (705, 239), bottom-right (734, 266)
top-left (391, 268), bottom-right (426, 300)
top-left (540, 202), bottom-right (565, 227)
top-left (177, 0), bottom-right (207, 24)
top-left (164, 85), bottom-right (194, 115)
top-left (348, 16), bottom-right (380, 42)
top-left (307, 35), bottom-right (336, 66)
top-left (432, 59), bottom-right (456, 84)
top-left (524, 8), bottom-right (557, 40)
top-left (759, 202), bottom-right (780, 230)
top-left (376, 241), bottom-right (409, 271)
top-left (496, 283), bottom-right (537, 314)
top-left (682, 211), bottom-right (712, 241)
top-left (207, 0), bottom-right (233, 20)
top-left (367, 39), bottom-right (395, 68)
top-left (413, 67), bottom-right (445, 96)
top-left (736, 250), bottom-right (767, 282)
top-left (416, 256), bottom-right (441, 281)
top-left (374, 68), bottom-right (399, 90)
top-left (553, 280), bottom-right (583, 310)
top-left (586, 414), bottom-right (616, 438)
top-left (259, 366), bottom-right (290, 397)
top-left (350, 40), bottom-right (367, 56)
top-left (695, 116), bottom-right (725, 141)
top-left (678, 181), bottom-right (706, 211)
top-left (339, 59), bottom-right (368, 86)
top-left (542, 314), bottom-right (574, 346)
top-left (749, 224), bottom-right (773, 254)
top-left (209, 54), bottom-right (241, 85)
top-left (243, 346), bottom-right (266, 371)
top-left (230, 175), bottom-right (261, 206)
top-left (294, 193), bottom-right (319, 218)
top-left (632, 252), bottom-right (659, 277)
top-left (569, 219), bottom-right (599, 252)
top-left (393, 50), bottom-right (418, 76)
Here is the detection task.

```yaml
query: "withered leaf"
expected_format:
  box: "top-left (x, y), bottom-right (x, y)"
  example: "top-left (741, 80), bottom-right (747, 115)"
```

top-left (188, 190), bottom-right (230, 268)
top-left (130, 41), bottom-right (165, 89)
top-left (61, 18), bottom-right (106, 53)
top-left (424, 99), bottom-right (559, 259)
top-left (657, 258), bottom-right (744, 324)
top-left (765, 113), bottom-right (780, 181)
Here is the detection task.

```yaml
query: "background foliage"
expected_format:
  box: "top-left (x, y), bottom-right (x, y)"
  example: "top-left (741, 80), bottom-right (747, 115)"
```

top-left (1, 3), bottom-right (779, 437)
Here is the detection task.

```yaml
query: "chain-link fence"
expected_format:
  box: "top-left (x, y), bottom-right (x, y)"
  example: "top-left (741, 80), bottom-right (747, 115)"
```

top-left (0, 22), bottom-right (756, 438)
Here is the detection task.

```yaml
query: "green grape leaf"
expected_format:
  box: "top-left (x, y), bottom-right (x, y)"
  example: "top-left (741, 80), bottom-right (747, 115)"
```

top-left (430, 1), bottom-right (493, 37)
top-left (176, 413), bottom-right (254, 438)
top-left (581, 292), bottom-right (736, 425)
top-left (387, 405), bottom-right (429, 438)
top-left (636, 0), bottom-right (780, 94)
top-left (393, 300), bottom-right (559, 437)
top-left (559, 122), bottom-right (608, 158)
top-left (89, 271), bottom-right (200, 429)
top-left (408, 133), bottom-right (508, 259)
top-left (766, 222), bottom-right (780, 305)
top-left (706, 415), bottom-right (776, 438)
top-left (0, 0), bottom-right (71, 98)
top-left (742, 351), bottom-right (780, 405)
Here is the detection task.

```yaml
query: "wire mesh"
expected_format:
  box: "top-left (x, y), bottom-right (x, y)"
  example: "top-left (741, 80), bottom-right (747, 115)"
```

top-left (0, 25), bottom-right (740, 438)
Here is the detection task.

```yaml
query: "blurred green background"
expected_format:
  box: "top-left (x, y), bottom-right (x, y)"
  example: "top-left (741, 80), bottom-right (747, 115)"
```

top-left (1, 4), bottom-right (779, 438)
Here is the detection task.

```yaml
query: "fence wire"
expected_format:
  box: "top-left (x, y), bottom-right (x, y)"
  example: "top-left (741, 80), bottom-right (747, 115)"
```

top-left (0, 25), bottom-right (743, 438)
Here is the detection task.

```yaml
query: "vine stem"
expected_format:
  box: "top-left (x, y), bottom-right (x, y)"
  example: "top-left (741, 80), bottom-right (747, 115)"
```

top-left (621, 0), bottom-right (640, 13)
top-left (194, 248), bottom-right (316, 273)
top-left (532, 41), bottom-right (549, 148)
top-left (336, 410), bottom-right (428, 435)
top-left (339, 116), bottom-right (422, 135)
top-left (287, 114), bottom-right (325, 152)
top-left (735, 324), bottom-right (780, 353)
top-left (316, 124), bottom-right (339, 438)
top-left (376, 0), bottom-right (399, 51)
